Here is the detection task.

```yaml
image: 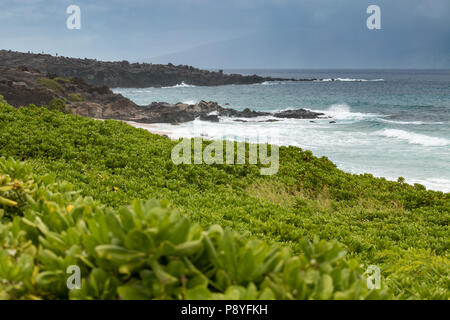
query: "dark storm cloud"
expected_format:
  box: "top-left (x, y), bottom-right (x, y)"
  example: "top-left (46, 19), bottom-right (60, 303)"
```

top-left (0, 0), bottom-right (449, 68)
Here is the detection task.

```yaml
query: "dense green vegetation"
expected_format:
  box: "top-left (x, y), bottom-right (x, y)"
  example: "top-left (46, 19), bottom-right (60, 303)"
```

top-left (0, 157), bottom-right (388, 299)
top-left (0, 100), bottom-right (448, 299)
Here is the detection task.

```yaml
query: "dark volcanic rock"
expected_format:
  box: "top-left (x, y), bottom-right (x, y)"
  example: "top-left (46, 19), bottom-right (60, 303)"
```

top-left (0, 68), bottom-right (57, 107)
top-left (0, 50), bottom-right (316, 88)
top-left (0, 81), bottom-right (55, 107)
top-left (0, 67), bottom-right (327, 124)
top-left (199, 114), bottom-right (220, 122)
top-left (259, 119), bottom-right (280, 122)
top-left (274, 109), bottom-right (325, 119)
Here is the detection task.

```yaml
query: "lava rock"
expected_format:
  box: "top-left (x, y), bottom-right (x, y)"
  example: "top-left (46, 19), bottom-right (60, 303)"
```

top-left (274, 109), bottom-right (325, 119)
top-left (199, 114), bottom-right (220, 122)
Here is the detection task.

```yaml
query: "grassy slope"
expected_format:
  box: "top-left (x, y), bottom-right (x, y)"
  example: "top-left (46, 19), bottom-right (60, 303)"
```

top-left (0, 103), bottom-right (448, 299)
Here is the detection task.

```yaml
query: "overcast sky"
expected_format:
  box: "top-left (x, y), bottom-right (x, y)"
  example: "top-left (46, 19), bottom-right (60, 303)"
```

top-left (1, 0), bottom-right (449, 68)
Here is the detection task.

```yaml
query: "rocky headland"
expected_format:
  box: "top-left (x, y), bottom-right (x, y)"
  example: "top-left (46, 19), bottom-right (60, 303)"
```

top-left (0, 66), bottom-right (325, 124)
top-left (0, 50), bottom-right (318, 88)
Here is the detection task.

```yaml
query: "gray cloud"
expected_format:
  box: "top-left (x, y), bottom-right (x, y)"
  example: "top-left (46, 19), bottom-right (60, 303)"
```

top-left (0, 0), bottom-right (448, 68)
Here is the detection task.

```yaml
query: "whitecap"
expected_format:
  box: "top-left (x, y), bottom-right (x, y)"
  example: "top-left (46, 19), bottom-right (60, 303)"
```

top-left (317, 78), bottom-right (385, 82)
top-left (309, 103), bottom-right (380, 121)
top-left (162, 82), bottom-right (196, 88)
top-left (257, 81), bottom-right (284, 86)
top-left (379, 119), bottom-right (446, 125)
top-left (375, 129), bottom-right (449, 147)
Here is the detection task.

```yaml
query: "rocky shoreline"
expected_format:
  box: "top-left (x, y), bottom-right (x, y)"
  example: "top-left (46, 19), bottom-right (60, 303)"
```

top-left (0, 66), bottom-right (325, 124)
top-left (0, 50), bottom-right (319, 88)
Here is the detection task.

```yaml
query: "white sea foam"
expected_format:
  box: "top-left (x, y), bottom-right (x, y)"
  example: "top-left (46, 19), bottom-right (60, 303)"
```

top-left (259, 79), bottom-right (385, 84)
top-left (357, 174), bottom-right (450, 193)
top-left (376, 129), bottom-right (449, 147)
top-left (381, 176), bottom-right (450, 193)
top-left (260, 81), bottom-right (277, 85)
top-left (311, 103), bottom-right (380, 121)
top-left (257, 81), bottom-right (292, 86)
top-left (410, 178), bottom-right (450, 193)
top-left (162, 82), bottom-right (196, 88)
top-left (317, 78), bottom-right (385, 82)
top-left (379, 119), bottom-right (446, 125)
top-left (181, 99), bottom-right (197, 105)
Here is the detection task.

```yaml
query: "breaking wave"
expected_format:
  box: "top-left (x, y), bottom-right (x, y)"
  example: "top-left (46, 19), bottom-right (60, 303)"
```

top-left (163, 82), bottom-right (197, 88)
top-left (379, 119), bottom-right (446, 125)
top-left (376, 129), bottom-right (449, 147)
top-left (309, 103), bottom-right (379, 121)
top-left (317, 78), bottom-right (385, 82)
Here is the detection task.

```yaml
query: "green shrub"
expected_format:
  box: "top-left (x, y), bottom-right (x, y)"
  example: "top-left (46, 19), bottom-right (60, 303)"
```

top-left (0, 157), bottom-right (390, 300)
top-left (36, 78), bottom-right (64, 94)
top-left (54, 77), bottom-right (71, 83)
top-left (44, 98), bottom-right (69, 113)
top-left (68, 93), bottom-right (85, 103)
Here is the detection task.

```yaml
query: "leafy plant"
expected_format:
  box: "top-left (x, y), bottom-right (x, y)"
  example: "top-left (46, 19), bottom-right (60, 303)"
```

top-left (0, 157), bottom-right (390, 300)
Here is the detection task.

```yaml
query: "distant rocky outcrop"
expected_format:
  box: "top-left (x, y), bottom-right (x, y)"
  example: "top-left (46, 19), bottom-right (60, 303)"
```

top-left (274, 109), bottom-right (323, 119)
top-left (0, 50), bottom-right (317, 88)
top-left (0, 67), bottom-right (325, 124)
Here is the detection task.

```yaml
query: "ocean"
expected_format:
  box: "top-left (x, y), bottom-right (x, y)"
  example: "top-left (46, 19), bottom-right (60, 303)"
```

top-left (112, 69), bottom-right (450, 193)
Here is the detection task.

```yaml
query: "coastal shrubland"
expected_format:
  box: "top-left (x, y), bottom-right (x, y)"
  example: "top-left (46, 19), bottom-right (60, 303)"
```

top-left (0, 157), bottom-right (388, 299)
top-left (0, 101), bottom-right (448, 299)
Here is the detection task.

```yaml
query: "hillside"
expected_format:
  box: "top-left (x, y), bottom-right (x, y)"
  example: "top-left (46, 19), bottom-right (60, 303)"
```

top-left (0, 50), bottom-right (304, 88)
top-left (0, 99), bottom-right (448, 299)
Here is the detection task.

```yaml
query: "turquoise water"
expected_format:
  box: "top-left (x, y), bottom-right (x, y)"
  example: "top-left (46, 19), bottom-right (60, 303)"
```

top-left (113, 70), bottom-right (450, 192)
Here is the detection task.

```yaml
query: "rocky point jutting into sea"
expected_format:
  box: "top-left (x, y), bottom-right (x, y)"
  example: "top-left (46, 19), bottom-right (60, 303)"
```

top-left (0, 65), bottom-right (325, 124)
top-left (0, 50), bottom-right (320, 88)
